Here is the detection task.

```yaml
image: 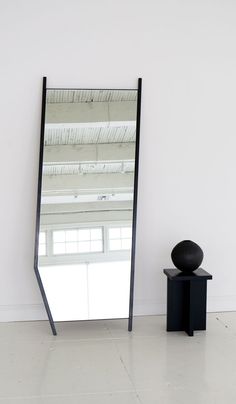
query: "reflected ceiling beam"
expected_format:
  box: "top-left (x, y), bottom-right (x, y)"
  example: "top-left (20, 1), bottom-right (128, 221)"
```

top-left (41, 201), bottom-right (133, 214)
top-left (42, 172), bottom-right (134, 194)
top-left (45, 101), bottom-right (136, 126)
top-left (41, 192), bottom-right (133, 205)
top-left (40, 209), bottom-right (132, 226)
top-left (43, 143), bottom-right (135, 164)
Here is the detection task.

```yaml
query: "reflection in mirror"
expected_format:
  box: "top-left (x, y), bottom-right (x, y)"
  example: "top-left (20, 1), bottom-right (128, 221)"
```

top-left (36, 83), bottom-right (141, 331)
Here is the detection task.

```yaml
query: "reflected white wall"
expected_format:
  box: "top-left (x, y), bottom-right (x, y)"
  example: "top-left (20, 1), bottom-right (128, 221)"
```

top-left (39, 265), bottom-right (88, 321)
top-left (39, 261), bottom-right (130, 321)
top-left (88, 261), bottom-right (130, 319)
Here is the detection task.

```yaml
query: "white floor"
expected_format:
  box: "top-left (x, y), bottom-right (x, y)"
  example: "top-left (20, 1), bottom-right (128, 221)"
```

top-left (0, 313), bottom-right (236, 403)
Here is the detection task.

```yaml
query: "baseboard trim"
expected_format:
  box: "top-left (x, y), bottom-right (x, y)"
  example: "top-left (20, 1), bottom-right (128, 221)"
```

top-left (1, 295), bottom-right (236, 322)
top-left (0, 304), bottom-right (47, 322)
top-left (134, 295), bottom-right (236, 317)
top-left (134, 298), bottom-right (166, 316)
top-left (207, 295), bottom-right (236, 313)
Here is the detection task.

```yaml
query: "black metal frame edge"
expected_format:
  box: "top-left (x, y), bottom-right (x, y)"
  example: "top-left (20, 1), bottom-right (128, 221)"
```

top-left (128, 78), bottom-right (142, 331)
top-left (47, 87), bottom-right (137, 91)
top-left (34, 77), bottom-right (57, 336)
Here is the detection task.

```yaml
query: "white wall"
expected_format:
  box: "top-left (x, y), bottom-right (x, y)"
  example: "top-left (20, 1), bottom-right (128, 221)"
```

top-left (1, 0), bottom-right (236, 321)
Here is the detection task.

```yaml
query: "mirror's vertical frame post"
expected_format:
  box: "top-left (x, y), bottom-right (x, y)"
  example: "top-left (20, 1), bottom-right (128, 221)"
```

top-left (34, 77), bottom-right (57, 336)
top-left (128, 78), bottom-right (142, 331)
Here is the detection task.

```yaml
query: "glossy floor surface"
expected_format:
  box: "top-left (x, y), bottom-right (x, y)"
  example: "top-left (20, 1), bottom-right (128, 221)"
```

top-left (1, 313), bottom-right (236, 403)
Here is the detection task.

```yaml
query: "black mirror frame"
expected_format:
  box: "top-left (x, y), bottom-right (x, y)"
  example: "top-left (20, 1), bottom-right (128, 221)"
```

top-left (34, 77), bottom-right (142, 335)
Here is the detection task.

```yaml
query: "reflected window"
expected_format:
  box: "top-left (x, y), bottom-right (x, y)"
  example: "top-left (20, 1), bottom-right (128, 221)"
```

top-left (53, 227), bottom-right (103, 255)
top-left (108, 227), bottom-right (132, 251)
top-left (39, 231), bottom-right (46, 256)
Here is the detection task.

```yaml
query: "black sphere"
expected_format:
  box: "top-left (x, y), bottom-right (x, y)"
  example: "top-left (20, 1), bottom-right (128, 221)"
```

top-left (171, 240), bottom-right (203, 272)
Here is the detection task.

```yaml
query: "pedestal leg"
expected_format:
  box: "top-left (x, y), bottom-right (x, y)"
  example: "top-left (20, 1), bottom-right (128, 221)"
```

top-left (167, 279), bottom-right (185, 331)
top-left (185, 281), bottom-right (194, 336)
top-left (184, 279), bottom-right (207, 335)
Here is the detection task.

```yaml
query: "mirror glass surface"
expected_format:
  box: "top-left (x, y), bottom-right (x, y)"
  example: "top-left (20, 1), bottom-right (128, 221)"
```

top-left (38, 88), bottom-right (138, 321)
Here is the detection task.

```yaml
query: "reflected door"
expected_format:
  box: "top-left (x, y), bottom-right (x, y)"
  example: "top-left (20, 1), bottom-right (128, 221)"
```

top-left (34, 78), bottom-right (142, 334)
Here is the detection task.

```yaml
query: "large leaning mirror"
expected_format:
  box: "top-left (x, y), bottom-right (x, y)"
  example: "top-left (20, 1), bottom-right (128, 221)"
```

top-left (34, 77), bottom-right (142, 335)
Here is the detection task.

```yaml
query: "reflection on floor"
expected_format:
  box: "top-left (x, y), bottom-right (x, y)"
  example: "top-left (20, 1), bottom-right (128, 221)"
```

top-left (0, 313), bottom-right (236, 403)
